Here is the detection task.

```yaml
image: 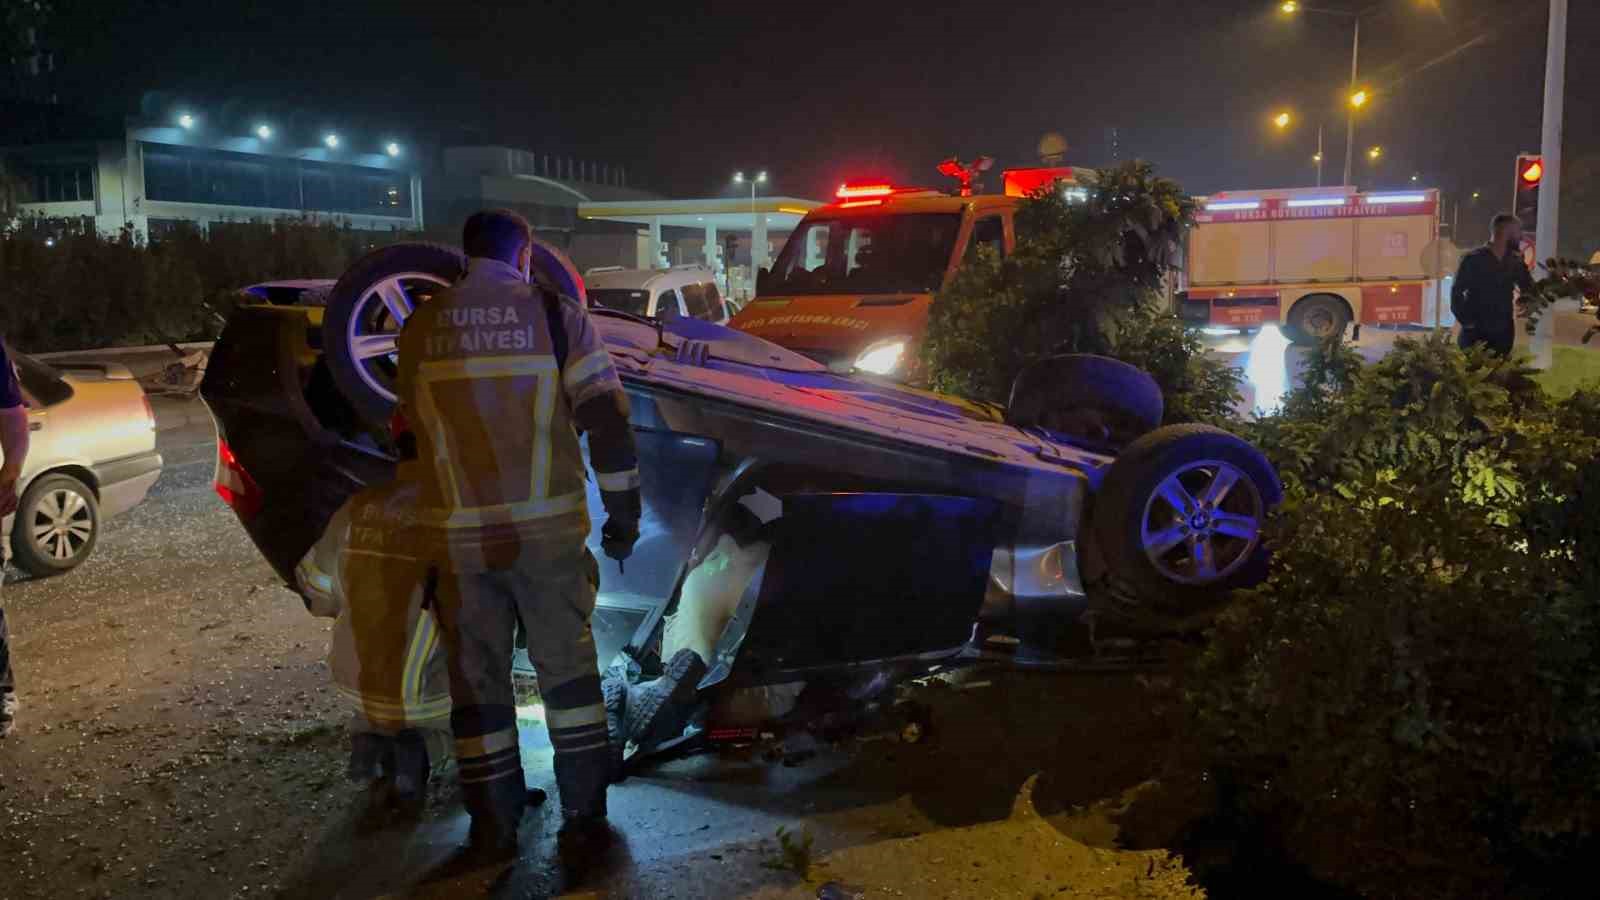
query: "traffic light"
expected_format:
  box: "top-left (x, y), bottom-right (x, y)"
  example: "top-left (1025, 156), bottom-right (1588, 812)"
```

top-left (1514, 153), bottom-right (1542, 234)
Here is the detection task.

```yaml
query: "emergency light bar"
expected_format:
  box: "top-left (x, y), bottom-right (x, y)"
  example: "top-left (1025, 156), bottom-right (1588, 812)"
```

top-left (1364, 193), bottom-right (1426, 204)
top-left (1286, 197), bottom-right (1346, 208)
top-left (1205, 200), bottom-right (1261, 211)
top-left (836, 183), bottom-right (896, 199)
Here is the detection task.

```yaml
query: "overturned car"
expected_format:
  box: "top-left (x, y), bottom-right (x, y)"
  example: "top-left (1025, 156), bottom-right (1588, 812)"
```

top-left (201, 242), bottom-right (1280, 764)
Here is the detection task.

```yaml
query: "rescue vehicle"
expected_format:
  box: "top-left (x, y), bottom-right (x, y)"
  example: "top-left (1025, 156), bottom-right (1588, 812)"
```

top-left (1177, 186), bottom-right (1448, 343)
top-left (729, 165), bottom-right (1092, 379)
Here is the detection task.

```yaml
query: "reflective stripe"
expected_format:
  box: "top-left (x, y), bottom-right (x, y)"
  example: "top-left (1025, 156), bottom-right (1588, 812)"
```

top-left (336, 686), bottom-right (451, 721)
top-left (402, 611), bottom-right (439, 705)
top-left (415, 490), bottom-right (586, 528)
top-left (414, 355), bottom-right (560, 515)
top-left (545, 703), bottom-right (607, 730)
top-left (595, 468), bottom-right (640, 492)
top-left (295, 560), bottom-right (334, 603)
top-left (562, 350), bottom-right (613, 391)
top-left (456, 727), bottom-right (519, 758)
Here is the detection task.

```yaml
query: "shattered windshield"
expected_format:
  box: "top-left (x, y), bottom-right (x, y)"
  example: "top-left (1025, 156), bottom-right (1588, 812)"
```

top-left (766, 213), bottom-right (961, 296)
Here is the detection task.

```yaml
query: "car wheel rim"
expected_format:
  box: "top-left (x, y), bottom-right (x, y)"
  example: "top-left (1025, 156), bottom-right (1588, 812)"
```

top-left (30, 488), bottom-right (93, 562)
top-left (346, 272), bottom-right (453, 404)
top-left (1140, 460), bottom-right (1263, 586)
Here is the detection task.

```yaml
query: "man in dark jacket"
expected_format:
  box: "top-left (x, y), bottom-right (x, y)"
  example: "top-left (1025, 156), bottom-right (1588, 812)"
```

top-left (1451, 213), bottom-right (1534, 356)
top-left (1, 338), bottom-right (31, 738)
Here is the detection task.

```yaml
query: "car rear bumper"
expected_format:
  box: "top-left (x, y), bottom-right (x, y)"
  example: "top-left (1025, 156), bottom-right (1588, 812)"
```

top-left (93, 450), bottom-right (164, 518)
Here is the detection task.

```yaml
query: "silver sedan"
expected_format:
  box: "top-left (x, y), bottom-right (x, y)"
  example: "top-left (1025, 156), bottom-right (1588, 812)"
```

top-left (1, 352), bottom-right (163, 576)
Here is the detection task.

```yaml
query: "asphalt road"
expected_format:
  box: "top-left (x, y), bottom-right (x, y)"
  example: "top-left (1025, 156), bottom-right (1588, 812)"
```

top-left (0, 397), bottom-right (1198, 899)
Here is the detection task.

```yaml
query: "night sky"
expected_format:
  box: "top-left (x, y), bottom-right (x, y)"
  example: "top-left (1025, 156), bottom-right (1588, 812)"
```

top-left (44, 0), bottom-right (1600, 211)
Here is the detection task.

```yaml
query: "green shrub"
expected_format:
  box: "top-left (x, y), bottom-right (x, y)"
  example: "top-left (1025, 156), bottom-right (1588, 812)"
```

top-left (920, 160), bottom-right (1238, 421)
top-left (1184, 334), bottom-right (1600, 897)
top-left (0, 217), bottom-right (416, 353)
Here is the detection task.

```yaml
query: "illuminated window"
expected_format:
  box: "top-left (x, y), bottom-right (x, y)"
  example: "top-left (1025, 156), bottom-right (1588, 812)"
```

top-left (141, 143), bottom-right (411, 216)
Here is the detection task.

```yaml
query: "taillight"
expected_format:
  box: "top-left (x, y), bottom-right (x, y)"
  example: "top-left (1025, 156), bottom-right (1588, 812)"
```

top-left (214, 439), bottom-right (262, 521)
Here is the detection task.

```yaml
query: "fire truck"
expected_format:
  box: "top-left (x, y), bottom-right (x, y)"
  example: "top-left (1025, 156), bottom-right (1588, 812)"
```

top-left (729, 165), bottom-right (1091, 379)
top-left (1177, 186), bottom-right (1447, 343)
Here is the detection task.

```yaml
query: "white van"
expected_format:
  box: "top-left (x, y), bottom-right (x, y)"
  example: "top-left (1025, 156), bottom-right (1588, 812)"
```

top-left (584, 265), bottom-right (729, 324)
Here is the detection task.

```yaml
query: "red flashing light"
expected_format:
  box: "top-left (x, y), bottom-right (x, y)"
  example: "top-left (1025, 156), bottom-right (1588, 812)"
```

top-left (1003, 167), bottom-right (1076, 198)
top-left (1520, 160), bottom-right (1543, 185)
top-left (214, 439), bottom-right (261, 522)
top-left (836, 183), bottom-right (895, 199)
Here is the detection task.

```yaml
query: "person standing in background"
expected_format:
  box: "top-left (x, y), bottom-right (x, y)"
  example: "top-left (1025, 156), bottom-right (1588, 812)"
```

top-left (1451, 214), bottom-right (1534, 357)
top-left (1, 337), bottom-right (33, 738)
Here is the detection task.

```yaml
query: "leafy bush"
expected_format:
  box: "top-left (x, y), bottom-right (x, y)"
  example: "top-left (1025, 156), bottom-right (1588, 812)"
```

top-left (920, 160), bottom-right (1238, 422)
top-left (1183, 333), bottom-right (1600, 897)
top-left (0, 217), bottom-right (416, 353)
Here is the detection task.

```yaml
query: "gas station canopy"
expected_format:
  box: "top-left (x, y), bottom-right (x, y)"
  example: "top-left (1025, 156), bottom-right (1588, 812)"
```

top-left (577, 196), bottom-right (822, 230)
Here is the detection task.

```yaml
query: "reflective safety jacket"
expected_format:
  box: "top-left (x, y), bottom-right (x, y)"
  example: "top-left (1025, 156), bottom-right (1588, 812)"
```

top-left (296, 476), bottom-right (452, 731)
top-left (396, 257), bottom-right (641, 572)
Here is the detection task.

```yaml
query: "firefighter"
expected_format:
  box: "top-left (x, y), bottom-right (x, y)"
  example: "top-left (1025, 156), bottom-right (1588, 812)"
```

top-left (394, 210), bottom-right (640, 860)
top-left (295, 467), bottom-right (488, 828)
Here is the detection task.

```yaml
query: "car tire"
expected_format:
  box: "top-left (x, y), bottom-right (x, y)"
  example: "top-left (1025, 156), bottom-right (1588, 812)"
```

top-left (322, 242), bottom-right (467, 425)
top-left (1090, 424), bottom-right (1281, 632)
top-left (1285, 294), bottom-right (1351, 345)
top-left (1006, 354), bottom-right (1164, 443)
top-left (10, 473), bottom-right (100, 576)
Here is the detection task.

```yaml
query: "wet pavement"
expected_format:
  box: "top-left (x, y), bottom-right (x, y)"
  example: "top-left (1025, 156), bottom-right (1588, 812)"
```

top-left (0, 397), bottom-right (1200, 899)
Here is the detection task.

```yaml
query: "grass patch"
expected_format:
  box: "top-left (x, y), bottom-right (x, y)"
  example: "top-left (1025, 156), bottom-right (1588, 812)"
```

top-left (1534, 345), bottom-right (1600, 397)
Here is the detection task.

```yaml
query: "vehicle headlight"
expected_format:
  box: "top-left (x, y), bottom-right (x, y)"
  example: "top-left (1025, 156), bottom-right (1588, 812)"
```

top-left (854, 339), bottom-right (909, 375)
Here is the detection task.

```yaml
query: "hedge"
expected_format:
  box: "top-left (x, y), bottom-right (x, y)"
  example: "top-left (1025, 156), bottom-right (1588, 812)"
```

top-left (0, 218), bottom-right (417, 353)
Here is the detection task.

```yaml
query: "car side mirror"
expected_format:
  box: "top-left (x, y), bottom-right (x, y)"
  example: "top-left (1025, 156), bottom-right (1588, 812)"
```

top-left (755, 266), bottom-right (772, 296)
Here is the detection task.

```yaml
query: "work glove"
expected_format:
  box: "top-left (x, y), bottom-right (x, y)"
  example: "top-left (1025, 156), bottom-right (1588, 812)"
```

top-left (600, 515), bottom-right (640, 564)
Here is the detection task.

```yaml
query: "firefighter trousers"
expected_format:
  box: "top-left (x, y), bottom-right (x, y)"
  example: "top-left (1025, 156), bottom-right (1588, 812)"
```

top-left (431, 546), bottom-right (608, 832)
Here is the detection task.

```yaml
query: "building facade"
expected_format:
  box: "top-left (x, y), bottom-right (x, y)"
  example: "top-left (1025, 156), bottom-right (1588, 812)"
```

top-left (3, 117), bottom-right (423, 239)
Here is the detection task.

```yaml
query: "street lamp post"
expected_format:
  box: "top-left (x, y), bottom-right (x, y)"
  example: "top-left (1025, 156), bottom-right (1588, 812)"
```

top-left (732, 170), bottom-right (768, 299)
top-left (1280, 3), bottom-right (1364, 187)
top-left (1275, 110), bottom-right (1325, 186)
top-left (733, 170), bottom-right (767, 217)
top-left (1315, 124), bottom-right (1324, 186)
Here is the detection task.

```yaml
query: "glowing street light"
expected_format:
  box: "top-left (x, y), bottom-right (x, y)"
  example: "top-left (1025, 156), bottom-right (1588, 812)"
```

top-left (255, 124), bottom-right (272, 140)
top-left (177, 112), bottom-right (196, 130)
top-left (1410, 173), bottom-right (1420, 183)
top-left (323, 133), bottom-right (340, 149)
top-left (1273, 111), bottom-right (1292, 129)
top-left (1279, 2), bottom-right (1365, 185)
top-left (385, 142), bottom-right (402, 157)
top-left (1367, 145), bottom-right (1383, 161)
top-left (733, 170), bottom-right (768, 212)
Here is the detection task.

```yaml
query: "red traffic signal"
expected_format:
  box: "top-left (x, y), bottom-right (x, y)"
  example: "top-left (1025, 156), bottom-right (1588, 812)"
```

top-left (1513, 154), bottom-right (1542, 233)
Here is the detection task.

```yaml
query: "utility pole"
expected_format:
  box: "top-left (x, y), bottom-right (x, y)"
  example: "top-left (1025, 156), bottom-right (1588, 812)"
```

top-left (1343, 16), bottom-right (1359, 188)
top-left (1316, 124), bottom-right (1324, 187)
top-left (1529, 0), bottom-right (1567, 370)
